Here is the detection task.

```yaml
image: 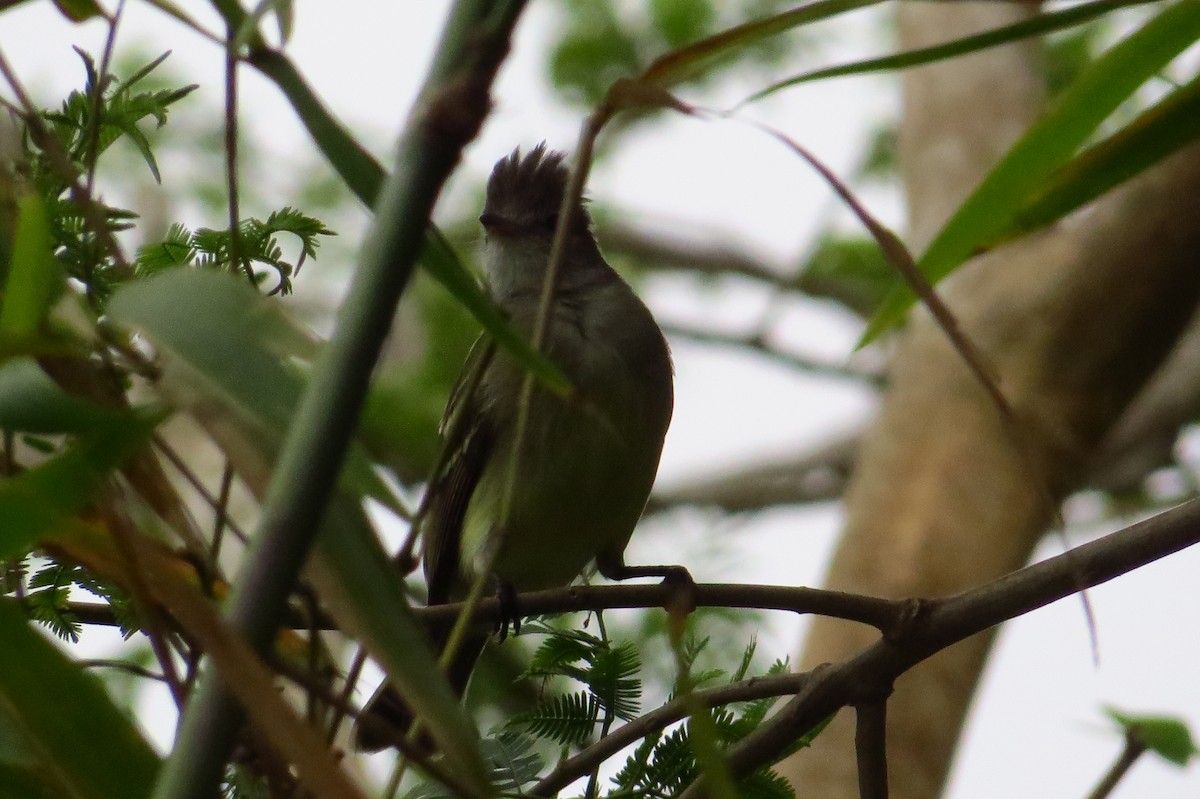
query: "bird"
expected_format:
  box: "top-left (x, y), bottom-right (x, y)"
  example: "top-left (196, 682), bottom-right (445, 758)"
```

top-left (355, 144), bottom-right (675, 752)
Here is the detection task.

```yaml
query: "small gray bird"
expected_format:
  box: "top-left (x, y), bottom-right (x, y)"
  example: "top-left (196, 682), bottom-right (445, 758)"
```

top-left (355, 145), bottom-right (675, 751)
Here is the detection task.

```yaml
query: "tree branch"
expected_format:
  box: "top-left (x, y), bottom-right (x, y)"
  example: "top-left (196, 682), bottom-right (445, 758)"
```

top-left (532, 672), bottom-right (810, 796)
top-left (662, 321), bottom-right (883, 385)
top-left (1084, 731), bottom-right (1147, 799)
top-left (680, 497), bottom-right (1200, 799)
top-left (854, 701), bottom-right (889, 799)
top-left (48, 581), bottom-right (906, 636)
top-left (648, 434), bottom-right (858, 513)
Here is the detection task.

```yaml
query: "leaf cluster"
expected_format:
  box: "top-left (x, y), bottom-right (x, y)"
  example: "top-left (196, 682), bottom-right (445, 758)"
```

top-left (23, 559), bottom-right (135, 642)
top-left (508, 624), bottom-right (643, 746)
top-left (476, 627), bottom-right (804, 799)
top-left (1, 44), bottom-right (340, 799)
top-left (134, 208), bottom-right (334, 296)
top-left (14, 49), bottom-right (334, 305)
top-left (17, 50), bottom-right (194, 302)
top-left (610, 638), bottom-right (807, 799)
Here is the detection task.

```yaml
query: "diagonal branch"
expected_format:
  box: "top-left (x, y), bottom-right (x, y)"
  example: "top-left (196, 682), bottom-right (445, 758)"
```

top-left (680, 497), bottom-right (1200, 798)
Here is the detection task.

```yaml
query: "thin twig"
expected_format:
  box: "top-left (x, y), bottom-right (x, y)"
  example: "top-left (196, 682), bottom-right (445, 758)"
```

top-left (223, 27), bottom-right (253, 285)
top-left (79, 658), bottom-right (167, 682)
top-left (533, 672), bottom-right (809, 796)
top-left (677, 497), bottom-right (1200, 799)
top-left (100, 500), bottom-right (187, 709)
top-left (152, 434), bottom-right (249, 546)
top-left (49, 582), bottom-right (910, 635)
top-left (210, 460), bottom-right (237, 561)
top-left (84, 0), bottom-right (124, 196)
top-left (662, 320), bottom-right (883, 384)
top-left (854, 701), bottom-right (888, 799)
top-left (1085, 731), bottom-right (1147, 799)
top-left (327, 647), bottom-right (368, 745)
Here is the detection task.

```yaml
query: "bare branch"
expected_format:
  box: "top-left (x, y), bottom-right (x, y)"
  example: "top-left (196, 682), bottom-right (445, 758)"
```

top-left (649, 435), bottom-right (858, 513)
top-left (681, 497), bottom-right (1200, 799)
top-left (854, 701), bottom-right (889, 799)
top-left (533, 672), bottom-right (810, 796)
top-left (601, 221), bottom-right (876, 316)
top-left (1084, 731), bottom-right (1147, 799)
top-left (663, 321), bottom-right (884, 385)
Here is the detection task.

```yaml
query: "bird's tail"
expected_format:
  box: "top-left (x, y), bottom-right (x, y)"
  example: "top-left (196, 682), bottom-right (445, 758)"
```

top-left (354, 630), bottom-right (489, 753)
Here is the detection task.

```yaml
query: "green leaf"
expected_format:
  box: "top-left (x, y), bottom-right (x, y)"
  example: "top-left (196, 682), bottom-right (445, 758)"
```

top-left (402, 731), bottom-right (543, 799)
top-left (106, 268), bottom-right (406, 518)
top-left (548, 2), bottom-right (642, 106)
top-left (306, 498), bottom-right (492, 796)
top-left (863, 0), bottom-right (1200, 340)
top-left (651, 0), bottom-right (717, 49)
top-left (0, 358), bottom-right (135, 434)
top-left (509, 690), bottom-right (597, 745)
top-left (798, 233), bottom-right (893, 317)
top-left (1010, 72), bottom-right (1200, 234)
top-left (0, 599), bottom-right (160, 799)
top-left (1106, 708), bottom-right (1198, 767)
top-left (642, 0), bottom-right (882, 87)
top-left (134, 223), bottom-right (195, 275)
top-left (587, 641), bottom-right (642, 721)
top-left (737, 769), bottom-right (794, 799)
top-left (50, 0), bottom-right (105, 22)
top-left (742, 0), bottom-right (1149, 104)
top-left (0, 420), bottom-right (152, 560)
top-left (1, 194), bottom-right (65, 337)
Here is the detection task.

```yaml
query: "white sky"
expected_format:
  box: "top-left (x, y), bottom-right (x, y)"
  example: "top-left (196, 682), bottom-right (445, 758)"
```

top-left (2, 2), bottom-right (1198, 797)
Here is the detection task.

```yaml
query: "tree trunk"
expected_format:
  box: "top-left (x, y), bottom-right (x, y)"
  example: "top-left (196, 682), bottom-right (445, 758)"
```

top-left (779, 4), bottom-right (1200, 797)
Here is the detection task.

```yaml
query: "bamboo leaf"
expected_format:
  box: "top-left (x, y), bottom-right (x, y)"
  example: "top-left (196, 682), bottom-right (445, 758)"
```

top-left (106, 269), bottom-right (407, 518)
top-left (0, 358), bottom-right (134, 434)
top-left (863, 0), bottom-right (1200, 341)
top-left (307, 499), bottom-right (491, 796)
top-left (1010, 72), bottom-right (1200, 234)
top-left (741, 0), bottom-right (1151, 105)
top-left (642, 0), bottom-right (882, 87)
top-left (1, 194), bottom-right (65, 338)
top-left (0, 418), bottom-right (153, 561)
top-left (0, 599), bottom-right (160, 799)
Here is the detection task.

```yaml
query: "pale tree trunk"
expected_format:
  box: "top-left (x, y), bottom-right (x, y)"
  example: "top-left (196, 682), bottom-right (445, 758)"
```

top-left (779, 4), bottom-right (1200, 798)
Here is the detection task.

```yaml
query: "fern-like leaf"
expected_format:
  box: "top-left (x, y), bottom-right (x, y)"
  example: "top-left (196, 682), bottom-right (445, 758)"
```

top-left (587, 640), bottom-right (642, 721)
top-left (509, 690), bottom-right (597, 746)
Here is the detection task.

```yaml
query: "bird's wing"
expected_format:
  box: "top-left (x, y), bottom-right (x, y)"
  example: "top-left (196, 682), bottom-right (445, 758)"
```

top-left (422, 335), bottom-right (497, 606)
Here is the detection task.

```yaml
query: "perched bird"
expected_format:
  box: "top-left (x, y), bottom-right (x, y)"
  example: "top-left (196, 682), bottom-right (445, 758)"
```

top-left (356, 145), bottom-right (674, 751)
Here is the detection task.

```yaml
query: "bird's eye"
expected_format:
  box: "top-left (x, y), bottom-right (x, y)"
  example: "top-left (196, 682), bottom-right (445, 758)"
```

top-left (542, 212), bottom-right (559, 231)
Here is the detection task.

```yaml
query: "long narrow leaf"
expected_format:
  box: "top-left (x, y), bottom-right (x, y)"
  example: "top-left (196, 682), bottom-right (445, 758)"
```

top-left (172, 374), bottom-right (488, 797)
top-left (741, 0), bottom-right (1153, 104)
top-left (45, 530), bottom-right (369, 799)
top-left (1010, 72), bottom-right (1200, 234)
top-left (642, 0), bottom-right (883, 87)
top-left (864, 0), bottom-right (1200, 340)
top-left (307, 499), bottom-right (488, 794)
top-left (0, 599), bottom-right (160, 799)
top-left (0, 358), bottom-right (134, 433)
top-left (107, 269), bottom-right (408, 518)
top-left (1, 194), bottom-right (64, 337)
top-left (0, 421), bottom-right (153, 561)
